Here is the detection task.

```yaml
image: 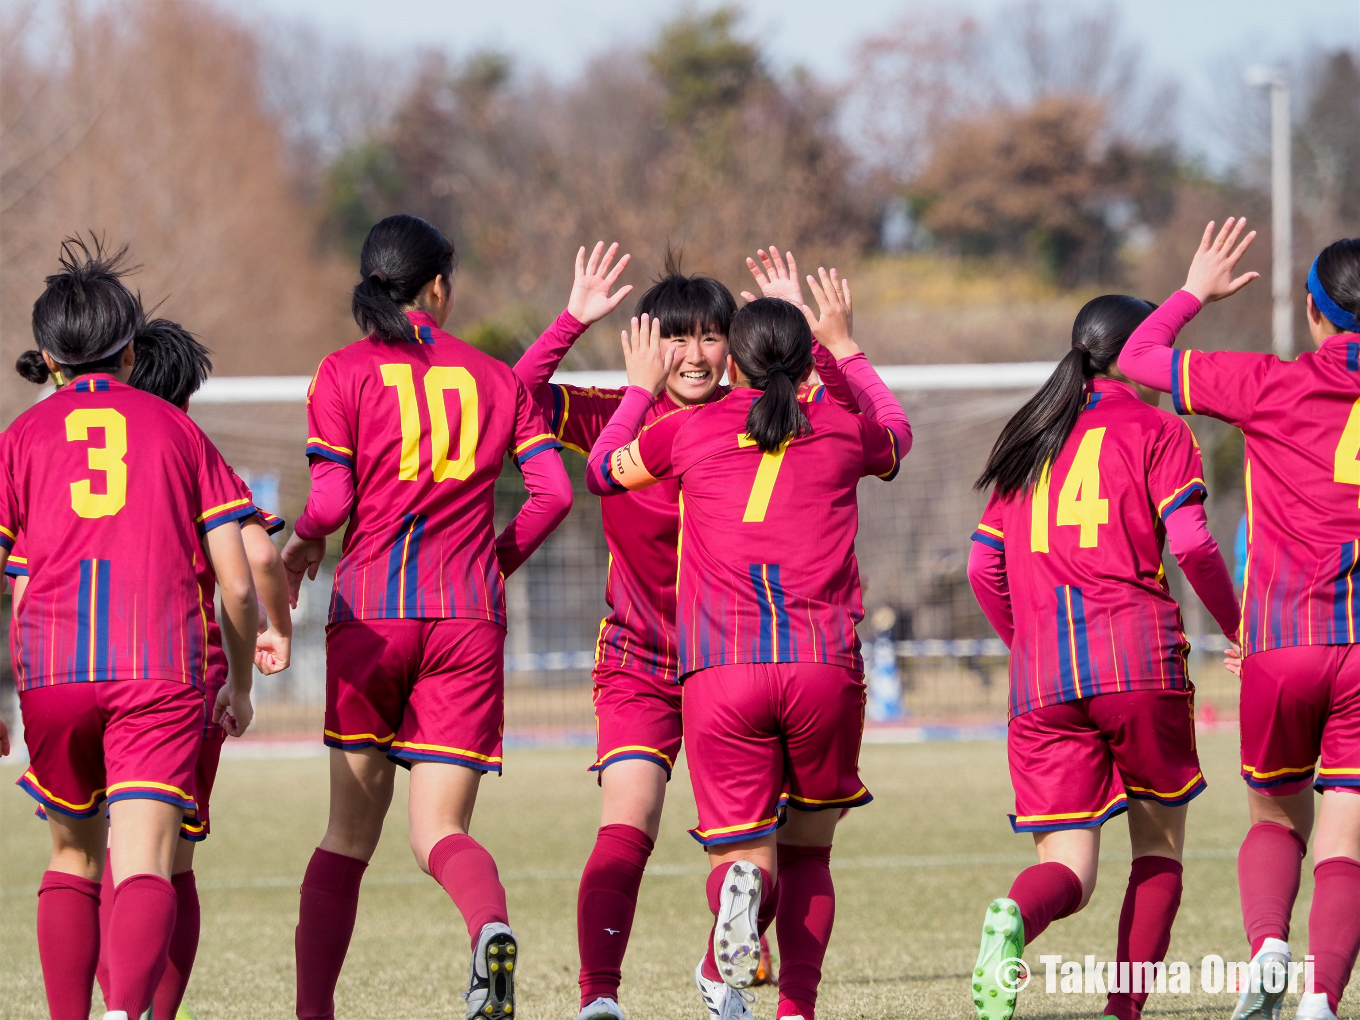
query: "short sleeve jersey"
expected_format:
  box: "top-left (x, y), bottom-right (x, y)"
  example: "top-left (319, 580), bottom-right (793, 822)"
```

top-left (0, 375), bottom-right (257, 691)
top-left (634, 388), bottom-right (901, 677)
top-left (971, 379), bottom-right (1207, 718)
top-left (1170, 329), bottom-right (1360, 653)
top-left (306, 311), bottom-right (560, 625)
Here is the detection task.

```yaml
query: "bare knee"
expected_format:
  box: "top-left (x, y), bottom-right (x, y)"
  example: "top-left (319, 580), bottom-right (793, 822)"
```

top-left (1127, 800), bottom-right (1188, 861)
top-left (1247, 788), bottom-right (1314, 839)
top-left (599, 760), bottom-right (668, 841)
top-left (320, 749), bottom-right (395, 862)
top-left (1034, 827), bottom-right (1101, 910)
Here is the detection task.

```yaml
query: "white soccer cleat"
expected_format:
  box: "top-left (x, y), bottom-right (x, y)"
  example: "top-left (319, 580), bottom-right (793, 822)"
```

top-left (1230, 938), bottom-right (1291, 1020)
top-left (100, 1013), bottom-right (130, 1020)
top-left (713, 861), bottom-right (763, 989)
top-left (1293, 993), bottom-right (1338, 1020)
top-left (695, 960), bottom-right (756, 1020)
top-left (464, 921), bottom-right (518, 1020)
top-left (576, 996), bottom-right (627, 1020)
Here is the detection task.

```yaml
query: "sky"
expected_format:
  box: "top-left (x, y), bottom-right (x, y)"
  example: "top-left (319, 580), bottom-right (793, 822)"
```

top-left (234, 0), bottom-right (1359, 164)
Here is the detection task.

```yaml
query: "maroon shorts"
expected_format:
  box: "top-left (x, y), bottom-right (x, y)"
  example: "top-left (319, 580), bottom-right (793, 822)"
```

top-left (1240, 644), bottom-right (1360, 795)
top-left (17, 680), bottom-right (203, 819)
top-left (682, 662), bottom-right (870, 847)
top-left (180, 729), bottom-right (226, 842)
top-left (325, 618), bottom-right (506, 773)
top-left (1008, 688), bottom-right (1204, 832)
top-left (588, 664), bottom-right (684, 780)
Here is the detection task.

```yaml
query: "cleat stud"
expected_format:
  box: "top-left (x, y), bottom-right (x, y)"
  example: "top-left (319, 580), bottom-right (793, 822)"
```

top-left (1006, 905), bottom-right (1017, 915)
top-left (975, 1000), bottom-right (984, 1008)
top-left (485, 1007), bottom-right (493, 1015)
top-left (505, 1008), bottom-right (512, 1015)
top-left (506, 946), bottom-right (515, 955)
top-left (974, 984), bottom-right (982, 992)
top-left (990, 904), bottom-right (1000, 913)
top-left (490, 962), bottom-right (499, 972)
top-left (985, 926), bottom-right (994, 935)
top-left (490, 947), bottom-right (499, 956)
top-left (506, 962), bottom-right (513, 971)
top-left (989, 989), bottom-right (998, 997)
top-left (975, 968), bottom-right (984, 977)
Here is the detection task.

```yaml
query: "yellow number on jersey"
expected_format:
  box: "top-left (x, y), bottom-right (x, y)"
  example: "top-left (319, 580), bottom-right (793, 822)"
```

top-left (65, 408), bottom-right (128, 518)
top-left (380, 363), bottom-right (480, 482)
top-left (1335, 398), bottom-right (1360, 505)
top-left (738, 434), bottom-right (789, 523)
top-left (1030, 427), bottom-right (1108, 551)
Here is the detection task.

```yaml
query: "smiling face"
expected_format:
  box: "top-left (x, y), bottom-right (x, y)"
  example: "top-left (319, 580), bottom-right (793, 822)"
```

top-left (664, 330), bottom-right (729, 405)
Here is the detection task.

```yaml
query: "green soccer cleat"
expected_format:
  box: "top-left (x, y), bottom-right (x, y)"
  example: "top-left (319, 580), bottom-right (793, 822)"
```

top-left (971, 897), bottom-right (1025, 1020)
top-left (176, 1007), bottom-right (200, 1020)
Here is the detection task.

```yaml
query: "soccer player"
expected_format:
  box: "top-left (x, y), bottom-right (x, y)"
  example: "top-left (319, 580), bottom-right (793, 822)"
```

top-left (514, 244), bottom-right (841, 1020)
top-left (2, 238), bottom-right (260, 1020)
top-left (965, 290), bottom-right (1241, 1020)
top-left (587, 271), bottom-right (909, 1020)
top-left (281, 214), bottom-right (572, 1020)
top-left (1118, 223), bottom-right (1360, 1020)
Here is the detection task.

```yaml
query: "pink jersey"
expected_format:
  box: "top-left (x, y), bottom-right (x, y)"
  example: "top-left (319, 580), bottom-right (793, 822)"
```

top-left (0, 375), bottom-right (256, 692)
top-left (306, 310), bottom-right (560, 625)
top-left (972, 379), bottom-right (1208, 718)
top-left (1166, 317), bottom-right (1360, 654)
top-left (632, 389), bottom-right (902, 676)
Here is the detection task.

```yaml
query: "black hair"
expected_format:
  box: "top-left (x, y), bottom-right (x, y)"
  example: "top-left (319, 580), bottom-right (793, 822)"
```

top-left (976, 294), bottom-right (1157, 497)
top-left (128, 318), bottom-right (213, 407)
top-left (18, 236), bottom-right (141, 384)
top-left (635, 248), bottom-right (736, 340)
top-left (1316, 238), bottom-right (1360, 325)
top-left (728, 298), bottom-right (814, 452)
top-left (352, 214), bottom-right (457, 344)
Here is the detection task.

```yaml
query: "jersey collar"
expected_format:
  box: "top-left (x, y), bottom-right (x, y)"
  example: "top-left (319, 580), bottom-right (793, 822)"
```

top-left (1088, 376), bottom-right (1137, 398)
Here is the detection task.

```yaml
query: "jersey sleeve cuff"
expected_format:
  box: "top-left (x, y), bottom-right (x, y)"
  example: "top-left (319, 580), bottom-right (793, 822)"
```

top-left (5, 555), bottom-right (28, 577)
top-left (1171, 348), bottom-right (1193, 415)
top-left (971, 524), bottom-right (1005, 550)
top-left (1158, 480), bottom-right (1208, 520)
top-left (306, 438), bottom-right (355, 467)
top-left (512, 435), bottom-right (564, 466)
top-left (198, 498), bottom-right (259, 533)
top-left (0, 525), bottom-right (14, 551)
top-left (596, 451), bottom-right (627, 491)
top-left (253, 509), bottom-right (288, 535)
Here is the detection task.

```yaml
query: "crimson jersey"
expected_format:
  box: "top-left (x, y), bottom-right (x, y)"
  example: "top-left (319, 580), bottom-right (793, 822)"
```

top-left (307, 310), bottom-right (560, 625)
top-left (1171, 331), bottom-right (1360, 654)
top-left (972, 379), bottom-right (1208, 718)
top-left (0, 375), bottom-right (256, 692)
top-left (632, 388), bottom-right (900, 677)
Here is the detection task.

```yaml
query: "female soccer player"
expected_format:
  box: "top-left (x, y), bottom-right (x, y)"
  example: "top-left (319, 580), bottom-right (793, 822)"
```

top-left (966, 292), bottom-right (1241, 1020)
top-left (2, 238), bottom-right (260, 1020)
top-left (281, 214), bottom-right (572, 1020)
top-left (587, 271), bottom-right (909, 1020)
top-left (1118, 223), bottom-right (1360, 1020)
top-left (514, 244), bottom-right (847, 1020)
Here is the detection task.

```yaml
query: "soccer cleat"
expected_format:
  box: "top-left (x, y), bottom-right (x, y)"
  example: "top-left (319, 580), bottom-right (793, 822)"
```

top-left (1230, 938), bottom-right (1291, 1020)
top-left (101, 1014), bottom-right (130, 1020)
top-left (464, 921), bottom-right (518, 1020)
top-left (576, 997), bottom-right (626, 1020)
top-left (1293, 992), bottom-right (1338, 1020)
top-left (695, 960), bottom-right (756, 1020)
top-left (713, 861), bottom-right (763, 989)
top-left (177, 1007), bottom-right (200, 1019)
top-left (971, 897), bottom-right (1025, 1020)
top-left (753, 934), bottom-right (777, 986)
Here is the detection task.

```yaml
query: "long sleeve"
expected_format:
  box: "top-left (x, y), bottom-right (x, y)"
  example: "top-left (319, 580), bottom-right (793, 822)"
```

top-left (967, 540), bottom-right (1014, 647)
top-left (1165, 500), bottom-right (1240, 639)
top-left (513, 309), bottom-right (589, 395)
top-left (294, 458), bottom-right (355, 540)
top-left (1117, 290), bottom-right (1202, 391)
top-left (494, 449), bottom-right (573, 577)
top-left (585, 386), bottom-right (656, 496)
top-left (811, 340), bottom-right (857, 411)
top-left (840, 353), bottom-right (913, 456)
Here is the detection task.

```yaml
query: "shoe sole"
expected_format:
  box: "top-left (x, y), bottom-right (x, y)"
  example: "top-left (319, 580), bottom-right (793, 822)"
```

top-left (473, 932), bottom-right (518, 1019)
top-left (972, 898), bottom-right (1024, 1020)
top-left (1230, 953), bottom-right (1289, 1020)
top-left (713, 862), bottom-right (762, 990)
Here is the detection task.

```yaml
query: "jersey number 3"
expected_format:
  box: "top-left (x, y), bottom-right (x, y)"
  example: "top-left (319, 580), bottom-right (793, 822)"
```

top-left (65, 408), bottom-right (128, 519)
top-left (1031, 427), bottom-right (1108, 552)
top-left (381, 364), bottom-right (479, 483)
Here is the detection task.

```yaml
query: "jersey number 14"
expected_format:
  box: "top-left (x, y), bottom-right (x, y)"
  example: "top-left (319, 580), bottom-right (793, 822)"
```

top-left (1031, 427), bottom-right (1109, 552)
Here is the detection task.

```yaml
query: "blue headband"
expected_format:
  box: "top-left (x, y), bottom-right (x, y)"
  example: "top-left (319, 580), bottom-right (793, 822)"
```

top-left (1308, 257), bottom-right (1360, 334)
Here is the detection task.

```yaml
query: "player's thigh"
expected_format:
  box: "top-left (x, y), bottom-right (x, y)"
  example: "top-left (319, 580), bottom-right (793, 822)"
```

top-left (1240, 644), bottom-right (1333, 795)
top-left (779, 664), bottom-right (872, 817)
top-left (324, 619), bottom-right (422, 754)
top-left (1008, 700), bottom-right (1124, 836)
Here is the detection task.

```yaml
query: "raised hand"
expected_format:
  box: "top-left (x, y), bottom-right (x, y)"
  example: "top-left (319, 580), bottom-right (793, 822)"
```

top-left (741, 246), bottom-right (805, 306)
top-left (799, 267), bottom-right (857, 359)
top-left (621, 313), bottom-right (676, 396)
top-left (1184, 218), bottom-right (1260, 305)
top-left (567, 241), bottom-right (633, 326)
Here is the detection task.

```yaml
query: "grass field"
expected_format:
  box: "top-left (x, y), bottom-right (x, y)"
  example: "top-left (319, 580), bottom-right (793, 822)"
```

top-left (0, 732), bottom-right (1339, 1020)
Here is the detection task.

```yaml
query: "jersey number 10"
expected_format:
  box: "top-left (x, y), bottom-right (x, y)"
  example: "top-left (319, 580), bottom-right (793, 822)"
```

top-left (381, 364), bottom-right (479, 483)
top-left (1031, 427), bottom-right (1108, 552)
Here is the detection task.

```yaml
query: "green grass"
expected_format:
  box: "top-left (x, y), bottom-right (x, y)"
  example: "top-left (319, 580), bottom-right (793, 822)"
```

top-left (0, 733), bottom-right (1335, 1019)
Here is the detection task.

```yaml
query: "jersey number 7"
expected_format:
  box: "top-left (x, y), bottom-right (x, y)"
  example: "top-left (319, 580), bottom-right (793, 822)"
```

top-left (737, 434), bottom-right (789, 523)
top-left (1031, 427), bottom-right (1108, 552)
top-left (381, 364), bottom-right (479, 483)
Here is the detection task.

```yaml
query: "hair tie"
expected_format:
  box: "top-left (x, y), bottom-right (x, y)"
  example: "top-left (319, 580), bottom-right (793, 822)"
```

top-left (766, 362), bottom-right (787, 376)
top-left (370, 269), bottom-right (389, 285)
top-left (1307, 257), bottom-right (1360, 334)
top-left (1072, 342), bottom-right (1088, 354)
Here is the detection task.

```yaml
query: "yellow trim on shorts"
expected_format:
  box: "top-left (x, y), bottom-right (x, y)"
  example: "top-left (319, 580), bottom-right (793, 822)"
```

top-left (1013, 791), bottom-right (1126, 825)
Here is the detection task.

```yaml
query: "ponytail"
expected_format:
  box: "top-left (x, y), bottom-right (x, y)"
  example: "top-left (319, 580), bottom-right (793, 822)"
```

top-left (351, 215), bottom-right (456, 344)
top-left (15, 349), bottom-right (50, 384)
top-left (729, 298), bottom-right (813, 453)
top-left (976, 294), bottom-right (1156, 497)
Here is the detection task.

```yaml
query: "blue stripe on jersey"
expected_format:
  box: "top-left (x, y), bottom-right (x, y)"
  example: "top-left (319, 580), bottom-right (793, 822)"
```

top-left (415, 325), bottom-right (434, 344)
top-left (74, 379), bottom-right (111, 393)
top-left (970, 530), bottom-right (1004, 551)
top-left (1083, 391), bottom-right (1103, 411)
top-left (549, 384), bottom-right (566, 434)
top-left (749, 563), bottom-right (792, 662)
top-left (75, 559), bottom-right (112, 682)
top-left (1333, 541), bottom-right (1360, 643)
top-left (1348, 342), bottom-right (1359, 373)
top-left (1170, 349), bottom-right (1188, 415)
top-left (1054, 585), bottom-right (1093, 701)
top-left (384, 514), bottom-right (427, 617)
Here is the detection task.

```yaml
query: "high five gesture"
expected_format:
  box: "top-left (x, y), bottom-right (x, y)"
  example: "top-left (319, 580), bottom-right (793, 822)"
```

top-left (568, 241), bottom-right (633, 325)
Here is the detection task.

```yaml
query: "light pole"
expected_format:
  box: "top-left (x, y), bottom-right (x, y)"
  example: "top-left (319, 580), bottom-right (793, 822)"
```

top-left (1245, 66), bottom-right (1292, 360)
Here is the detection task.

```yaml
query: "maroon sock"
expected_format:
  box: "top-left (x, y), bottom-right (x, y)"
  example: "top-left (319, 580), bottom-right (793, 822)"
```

top-left (96, 851), bottom-right (115, 1002)
top-left (106, 873), bottom-right (178, 1016)
top-left (577, 824), bottom-right (655, 1006)
top-left (1308, 857), bottom-right (1360, 1013)
top-left (1238, 821), bottom-right (1307, 955)
top-left (428, 833), bottom-right (510, 948)
top-left (1007, 861), bottom-right (1083, 944)
top-left (702, 863), bottom-right (776, 982)
top-left (774, 844), bottom-right (835, 1020)
top-left (152, 871), bottom-right (201, 1018)
top-left (1104, 857), bottom-right (1184, 1020)
top-left (36, 871), bottom-right (101, 1020)
top-left (296, 848), bottom-right (368, 1020)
